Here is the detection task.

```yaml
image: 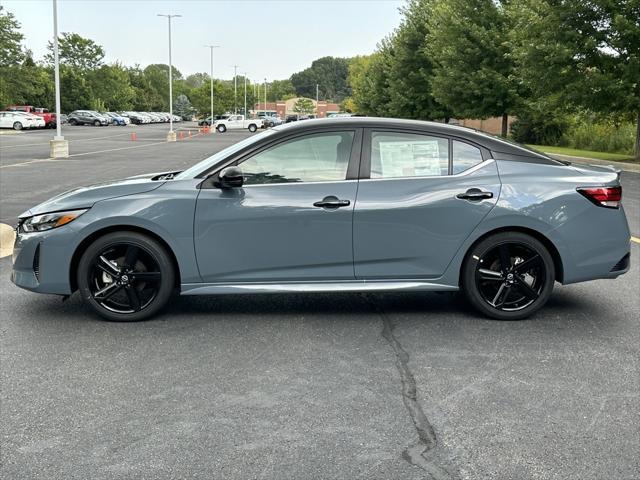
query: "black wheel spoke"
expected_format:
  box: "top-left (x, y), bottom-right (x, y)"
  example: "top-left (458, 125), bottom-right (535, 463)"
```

top-left (513, 274), bottom-right (539, 300)
top-left (98, 255), bottom-right (120, 276)
top-left (123, 246), bottom-right (139, 269)
top-left (478, 268), bottom-right (504, 281)
top-left (513, 254), bottom-right (541, 274)
top-left (125, 286), bottom-right (142, 311)
top-left (491, 284), bottom-right (507, 307)
top-left (131, 271), bottom-right (161, 282)
top-left (94, 282), bottom-right (122, 301)
top-left (498, 244), bottom-right (511, 272)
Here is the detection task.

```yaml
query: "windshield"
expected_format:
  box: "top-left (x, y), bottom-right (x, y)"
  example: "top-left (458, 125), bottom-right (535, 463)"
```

top-left (175, 129), bottom-right (276, 179)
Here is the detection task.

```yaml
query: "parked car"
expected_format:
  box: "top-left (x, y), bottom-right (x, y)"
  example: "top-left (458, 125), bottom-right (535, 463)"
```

top-left (104, 112), bottom-right (129, 126)
top-left (11, 118), bottom-right (630, 322)
top-left (68, 110), bottom-right (109, 126)
top-left (4, 105), bottom-right (56, 128)
top-left (0, 111), bottom-right (44, 130)
top-left (213, 114), bottom-right (262, 133)
top-left (198, 115), bottom-right (228, 126)
top-left (285, 115), bottom-right (298, 123)
top-left (260, 115), bottom-right (283, 127)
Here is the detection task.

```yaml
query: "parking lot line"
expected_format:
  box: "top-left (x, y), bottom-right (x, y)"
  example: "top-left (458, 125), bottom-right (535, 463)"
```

top-left (0, 132), bottom-right (134, 149)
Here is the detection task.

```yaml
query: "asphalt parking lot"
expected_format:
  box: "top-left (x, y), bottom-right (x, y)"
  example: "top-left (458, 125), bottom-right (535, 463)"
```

top-left (1, 123), bottom-right (639, 479)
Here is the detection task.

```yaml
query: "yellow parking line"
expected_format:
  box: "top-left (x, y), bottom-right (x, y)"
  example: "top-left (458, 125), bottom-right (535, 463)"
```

top-left (0, 223), bottom-right (15, 259)
top-left (631, 236), bottom-right (640, 245)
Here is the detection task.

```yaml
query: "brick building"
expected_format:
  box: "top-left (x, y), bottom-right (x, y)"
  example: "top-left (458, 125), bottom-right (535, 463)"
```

top-left (253, 97), bottom-right (341, 119)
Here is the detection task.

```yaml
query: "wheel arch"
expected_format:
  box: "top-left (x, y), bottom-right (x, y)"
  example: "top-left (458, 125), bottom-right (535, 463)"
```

top-left (460, 226), bottom-right (564, 284)
top-left (69, 225), bottom-right (181, 292)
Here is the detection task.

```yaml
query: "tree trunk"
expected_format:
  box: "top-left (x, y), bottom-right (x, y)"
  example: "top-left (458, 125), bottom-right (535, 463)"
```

top-left (635, 112), bottom-right (640, 161)
top-left (444, 116), bottom-right (450, 124)
top-left (501, 112), bottom-right (508, 138)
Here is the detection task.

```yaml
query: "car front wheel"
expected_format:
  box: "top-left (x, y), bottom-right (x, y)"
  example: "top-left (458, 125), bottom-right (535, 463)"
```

top-left (77, 232), bottom-right (175, 321)
top-left (462, 232), bottom-right (555, 320)
top-left (12, 121), bottom-right (23, 130)
top-left (248, 124), bottom-right (257, 132)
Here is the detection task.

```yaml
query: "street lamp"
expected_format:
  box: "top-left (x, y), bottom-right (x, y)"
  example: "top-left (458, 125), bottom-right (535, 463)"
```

top-left (157, 13), bottom-right (181, 142)
top-left (50, 0), bottom-right (68, 158)
top-left (204, 45), bottom-right (220, 123)
top-left (232, 65), bottom-right (239, 114)
top-left (243, 72), bottom-right (248, 117)
top-left (264, 78), bottom-right (267, 117)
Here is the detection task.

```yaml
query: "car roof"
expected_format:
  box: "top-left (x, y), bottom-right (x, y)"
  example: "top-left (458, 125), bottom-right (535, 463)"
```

top-left (271, 117), bottom-right (552, 161)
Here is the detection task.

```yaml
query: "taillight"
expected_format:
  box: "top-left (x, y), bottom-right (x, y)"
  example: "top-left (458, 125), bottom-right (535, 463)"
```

top-left (577, 186), bottom-right (622, 208)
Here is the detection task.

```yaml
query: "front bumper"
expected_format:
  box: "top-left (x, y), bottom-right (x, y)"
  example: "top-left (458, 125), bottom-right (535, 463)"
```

top-left (11, 226), bottom-right (75, 295)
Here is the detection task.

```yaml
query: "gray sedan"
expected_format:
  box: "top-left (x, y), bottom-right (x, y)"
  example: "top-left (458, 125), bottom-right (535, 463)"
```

top-left (11, 118), bottom-right (630, 321)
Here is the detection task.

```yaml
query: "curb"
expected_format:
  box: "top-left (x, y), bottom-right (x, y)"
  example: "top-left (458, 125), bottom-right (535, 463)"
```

top-left (547, 153), bottom-right (640, 173)
top-left (0, 223), bottom-right (16, 259)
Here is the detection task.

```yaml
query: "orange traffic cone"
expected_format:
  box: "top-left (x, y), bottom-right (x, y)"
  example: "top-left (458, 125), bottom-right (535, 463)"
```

top-left (178, 131), bottom-right (184, 140)
top-left (188, 130), bottom-right (192, 138)
top-left (130, 132), bottom-right (137, 141)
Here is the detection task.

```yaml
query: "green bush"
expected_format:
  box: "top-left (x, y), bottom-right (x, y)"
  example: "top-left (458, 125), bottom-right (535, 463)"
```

top-left (510, 113), bottom-right (568, 146)
top-left (563, 119), bottom-right (635, 155)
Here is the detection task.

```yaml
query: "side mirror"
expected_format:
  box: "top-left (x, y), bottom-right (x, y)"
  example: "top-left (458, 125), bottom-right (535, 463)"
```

top-left (216, 166), bottom-right (244, 189)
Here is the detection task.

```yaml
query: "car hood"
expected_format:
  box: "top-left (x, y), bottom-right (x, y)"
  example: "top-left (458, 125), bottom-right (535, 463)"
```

top-left (18, 171), bottom-right (176, 218)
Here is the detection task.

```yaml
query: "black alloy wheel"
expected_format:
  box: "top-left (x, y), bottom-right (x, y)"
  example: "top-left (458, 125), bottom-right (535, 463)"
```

top-left (463, 232), bottom-right (555, 320)
top-left (78, 232), bottom-right (175, 321)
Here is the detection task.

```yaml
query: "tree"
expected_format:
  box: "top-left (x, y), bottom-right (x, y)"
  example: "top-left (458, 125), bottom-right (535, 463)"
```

top-left (185, 72), bottom-right (209, 89)
top-left (0, 6), bottom-right (24, 66)
top-left (290, 57), bottom-right (352, 102)
top-left (59, 67), bottom-right (91, 112)
top-left (46, 32), bottom-right (104, 70)
top-left (385, 0), bottom-right (452, 121)
top-left (266, 79), bottom-right (296, 101)
top-left (347, 43), bottom-right (395, 116)
top-left (509, 0), bottom-right (640, 158)
top-left (190, 79), bottom-right (234, 116)
top-left (293, 97), bottom-right (315, 116)
top-left (87, 63), bottom-right (135, 110)
top-left (174, 94), bottom-right (193, 119)
top-left (426, 0), bottom-right (520, 136)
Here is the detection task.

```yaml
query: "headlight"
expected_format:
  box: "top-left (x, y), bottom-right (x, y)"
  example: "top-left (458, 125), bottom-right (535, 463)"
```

top-left (21, 209), bottom-right (88, 233)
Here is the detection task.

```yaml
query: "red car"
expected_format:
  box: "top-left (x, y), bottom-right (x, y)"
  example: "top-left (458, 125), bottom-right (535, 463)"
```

top-left (4, 105), bottom-right (56, 128)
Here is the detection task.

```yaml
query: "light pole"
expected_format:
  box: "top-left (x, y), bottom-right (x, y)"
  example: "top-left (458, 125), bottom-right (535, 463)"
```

top-left (204, 44), bottom-right (220, 123)
top-left (243, 73), bottom-right (248, 117)
top-left (264, 78), bottom-right (267, 116)
top-left (316, 83), bottom-right (319, 118)
top-left (232, 65), bottom-right (239, 114)
top-left (158, 13), bottom-right (181, 142)
top-left (49, 0), bottom-right (68, 158)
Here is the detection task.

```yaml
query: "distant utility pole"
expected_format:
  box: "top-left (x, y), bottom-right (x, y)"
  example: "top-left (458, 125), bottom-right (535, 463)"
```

top-left (233, 65), bottom-right (239, 114)
top-left (49, 0), bottom-right (68, 158)
top-left (316, 84), bottom-right (319, 118)
top-left (243, 73), bottom-right (248, 117)
top-left (204, 44), bottom-right (220, 121)
top-left (264, 78), bottom-right (267, 116)
top-left (157, 13), bottom-right (182, 141)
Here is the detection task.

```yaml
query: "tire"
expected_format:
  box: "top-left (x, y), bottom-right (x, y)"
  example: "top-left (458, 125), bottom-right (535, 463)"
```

top-left (69, 118), bottom-right (77, 126)
top-left (217, 124), bottom-right (227, 133)
top-left (77, 232), bottom-right (176, 321)
top-left (248, 124), bottom-right (257, 133)
top-left (461, 232), bottom-right (555, 320)
top-left (94, 120), bottom-right (101, 126)
top-left (13, 121), bottom-right (23, 130)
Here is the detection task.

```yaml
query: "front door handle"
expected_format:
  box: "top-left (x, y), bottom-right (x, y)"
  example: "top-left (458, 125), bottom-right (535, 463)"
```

top-left (313, 196), bottom-right (351, 209)
top-left (456, 188), bottom-right (494, 201)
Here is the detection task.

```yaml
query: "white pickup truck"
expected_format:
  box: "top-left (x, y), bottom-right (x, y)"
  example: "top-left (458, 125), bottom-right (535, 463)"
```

top-left (214, 114), bottom-right (263, 133)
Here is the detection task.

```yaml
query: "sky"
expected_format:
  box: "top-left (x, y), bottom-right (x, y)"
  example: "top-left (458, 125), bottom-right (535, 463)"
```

top-left (3, 0), bottom-right (404, 81)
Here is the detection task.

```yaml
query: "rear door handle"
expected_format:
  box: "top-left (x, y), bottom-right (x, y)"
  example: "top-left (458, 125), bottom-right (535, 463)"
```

top-left (313, 196), bottom-right (351, 209)
top-left (456, 188), bottom-right (494, 201)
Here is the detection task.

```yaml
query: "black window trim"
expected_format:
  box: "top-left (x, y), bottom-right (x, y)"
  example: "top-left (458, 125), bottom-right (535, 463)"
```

top-left (360, 127), bottom-right (491, 180)
top-left (199, 127), bottom-right (364, 189)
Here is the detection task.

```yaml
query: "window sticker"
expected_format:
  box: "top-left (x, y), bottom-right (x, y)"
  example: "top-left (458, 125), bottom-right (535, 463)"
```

top-left (378, 140), bottom-right (442, 177)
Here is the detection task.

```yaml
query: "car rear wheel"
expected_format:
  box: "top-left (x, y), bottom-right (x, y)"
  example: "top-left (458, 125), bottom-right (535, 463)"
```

top-left (13, 121), bottom-right (23, 130)
top-left (77, 232), bottom-right (175, 321)
top-left (462, 232), bottom-right (555, 320)
top-left (248, 124), bottom-right (257, 132)
top-left (217, 124), bottom-right (227, 133)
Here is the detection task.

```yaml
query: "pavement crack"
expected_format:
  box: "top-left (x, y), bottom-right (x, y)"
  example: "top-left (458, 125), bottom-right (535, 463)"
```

top-left (362, 294), bottom-right (453, 480)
